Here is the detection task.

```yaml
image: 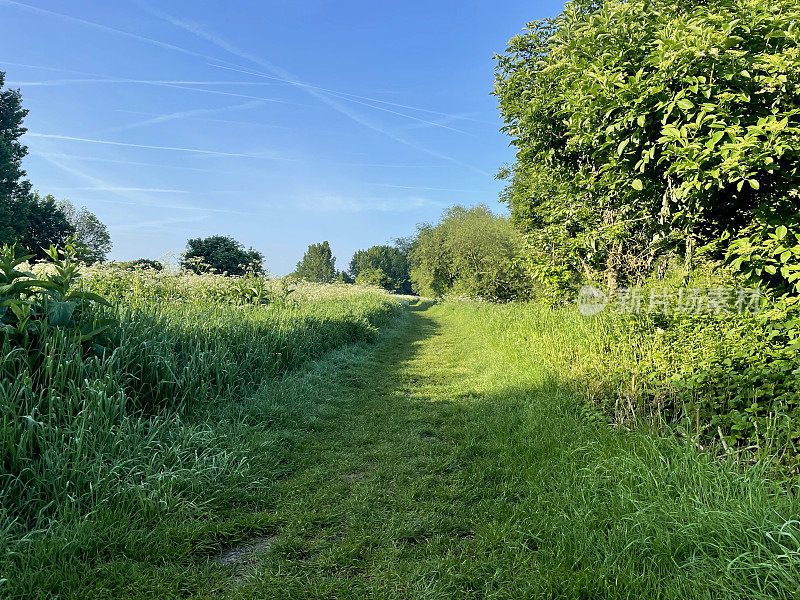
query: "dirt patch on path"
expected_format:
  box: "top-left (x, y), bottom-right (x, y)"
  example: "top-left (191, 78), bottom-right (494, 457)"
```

top-left (213, 535), bottom-right (277, 569)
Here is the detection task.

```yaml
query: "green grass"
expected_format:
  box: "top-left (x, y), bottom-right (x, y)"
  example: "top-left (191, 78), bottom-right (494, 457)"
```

top-left (1, 266), bottom-right (402, 544)
top-left (4, 299), bottom-right (799, 598)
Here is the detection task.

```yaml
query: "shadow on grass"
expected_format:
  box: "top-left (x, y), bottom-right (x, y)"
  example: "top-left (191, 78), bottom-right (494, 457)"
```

top-left (9, 303), bottom-right (799, 600)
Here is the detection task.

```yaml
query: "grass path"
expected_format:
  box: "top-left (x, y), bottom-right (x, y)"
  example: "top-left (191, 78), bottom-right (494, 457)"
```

top-left (15, 301), bottom-right (800, 598)
top-left (205, 301), bottom-right (799, 599)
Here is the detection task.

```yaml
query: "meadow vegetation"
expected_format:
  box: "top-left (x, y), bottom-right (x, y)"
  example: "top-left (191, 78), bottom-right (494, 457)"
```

top-left (5, 298), bottom-right (799, 598)
top-left (491, 0), bottom-right (800, 471)
top-left (1, 0), bottom-right (800, 596)
top-left (1, 242), bottom-right (401, 549)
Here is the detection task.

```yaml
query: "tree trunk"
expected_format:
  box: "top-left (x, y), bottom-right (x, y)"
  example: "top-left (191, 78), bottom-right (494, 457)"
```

top-left (684, 233), bottom-right (694, 275)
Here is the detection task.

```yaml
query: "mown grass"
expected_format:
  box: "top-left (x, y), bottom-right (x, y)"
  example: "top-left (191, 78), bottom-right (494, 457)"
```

top-left (6, 299), bottom-right (798, 598)
top-left (4, 285), bottom-right (799, 599)
top-left (239, 301), bottom-right (798, 599)
top-left (1, 266), bottom-right (402, 554)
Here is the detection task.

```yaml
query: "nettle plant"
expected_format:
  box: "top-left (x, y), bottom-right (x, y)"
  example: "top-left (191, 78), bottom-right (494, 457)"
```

top-left (0, 239), bottom-right (114, 365)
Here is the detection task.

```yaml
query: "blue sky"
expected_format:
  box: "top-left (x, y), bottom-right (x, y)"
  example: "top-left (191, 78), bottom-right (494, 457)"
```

top-left (0, 0), bottom-right (563, 274)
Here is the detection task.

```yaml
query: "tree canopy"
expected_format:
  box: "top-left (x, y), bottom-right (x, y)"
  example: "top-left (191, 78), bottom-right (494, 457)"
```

top-left (494, 0), bottom-right (800, 296)
top-left (295, 241), bottom-right (337, 283)
top-left (20, 193), bottom-right (74, 260)
top-left (182, 235), bottom-right (264, 276)
top-left (58, 201), bottom-right (112, 263)
top-left (409, 204), bottom-right (526, 300)
top-left (349, 244), bottom-right (411, 293)
top-left (1, 73), bottom-right (113, 262)
top-left (0, 71), bottom-right (32, 246)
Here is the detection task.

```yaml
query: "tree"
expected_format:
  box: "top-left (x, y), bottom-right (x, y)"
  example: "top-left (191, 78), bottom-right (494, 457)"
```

top-left (295, 241), bottom-right (337, 283)
top-left (355, 266), bottom-right (390, 289)
top-left (58, 201), bottom-right (112, 263)
top-left (409, 204), bottom-right (526, 300)
top-left (336, 270), bottom-right (354, 284)
top-left (112, 259), bottom-right (163, 271)
top-left (0, 70), bottom-right (32, 245)
top-left (19, 193), bottom-right (74, 260)
top-left (494, 0), bottom-right (800, 296)
top-left (349, 244), bottom-right (411, 293)
top-left (182, 235), bottom-right (264, 276)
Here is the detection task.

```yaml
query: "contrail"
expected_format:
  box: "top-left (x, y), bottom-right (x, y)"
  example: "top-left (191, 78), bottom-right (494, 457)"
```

top-left (210, 63), bottom-right (495, 126)
top-left (209, 64), bottom-right (482, 135)
top-left (27, 133), bottom-right (298, 161)
top-left (369, 184), bottom-right (485, 193)
top-left (0, 0), bottom-right (221, 62)
top-left (1, 2), bottom-right (488, 173)
top-left (31, 150), bottom-right (443, 171)
top-left (31, 151), bottom-right (239, 174)
top-left (0, 3), bottom-right (487, 127)
top-left (1, 63), bottom-right (301, 105)
top-left (319, 89), bottom-right (478, 137)
top-left (135, 3), bottom-right (489, 175)
top-left (104, 100), bottom-right (265, 133)
top-left (295, 195), bottom-right (446, 213)
top-left (48, 187), bottom-right (190, 193)
top-left (40, 155), bottom-right (249, 216)
top-left (112, 215), bottom-right (207, 232)
top-left (6, 78), bottom-right (277, 87)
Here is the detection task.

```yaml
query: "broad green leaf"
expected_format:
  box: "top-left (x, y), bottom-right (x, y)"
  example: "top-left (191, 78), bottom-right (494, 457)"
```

top-left (47, 301), bottom-right (78, 327)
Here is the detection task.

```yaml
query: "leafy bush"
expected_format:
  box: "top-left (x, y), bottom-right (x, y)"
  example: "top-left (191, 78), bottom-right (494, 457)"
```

top-left (488, 289), bottom-right (800, 472)
top-left (182, 235), bottom-right (264, 276)
top-left (110, 258), bottom-right (164, 271)
top-left (355, 266), bottom-right (390, 289)
top-left (349, 244), bottom-right (411, 293)
top-left (728, 215), bottom-right (800, 297)
top-left (409, 204), bottom-right (527, 300)
top-left (0, 240), bottom-right (112, 360)
top-left (495, 0), bottom-right (800, 294)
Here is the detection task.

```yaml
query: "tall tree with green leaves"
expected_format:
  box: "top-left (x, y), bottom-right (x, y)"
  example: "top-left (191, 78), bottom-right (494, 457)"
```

top-left (182, 235), bottom-right (264, 276)
top-left (409, 204), bottom-right (526, 300)
top-left (495, 0), bottom-right (800, 296)
top-left (295, 241), bottom-right (337, 283)
top-left (58, 201), bottom-right (112, 263)
top-left (349, 244), bottom-right (411, 293)
top-left (20, 193), bottom-right (74, 260)
top-left (0, 71), bottom-right (32, 245)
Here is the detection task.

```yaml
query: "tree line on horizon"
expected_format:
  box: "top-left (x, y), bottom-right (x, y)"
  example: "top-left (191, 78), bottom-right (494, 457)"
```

top-left (1, 67), bottom-right (521, 299)
top-left (177, 201), bottom-right (522, 300)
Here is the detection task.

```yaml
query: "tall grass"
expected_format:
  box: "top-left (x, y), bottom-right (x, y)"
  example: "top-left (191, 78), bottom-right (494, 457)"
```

top-left (1, 262), bottom-right (402, 541)
top-left (430, 302), bottom-right (800, 599)
top-left (463, 298), bottom-right (800, 472)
